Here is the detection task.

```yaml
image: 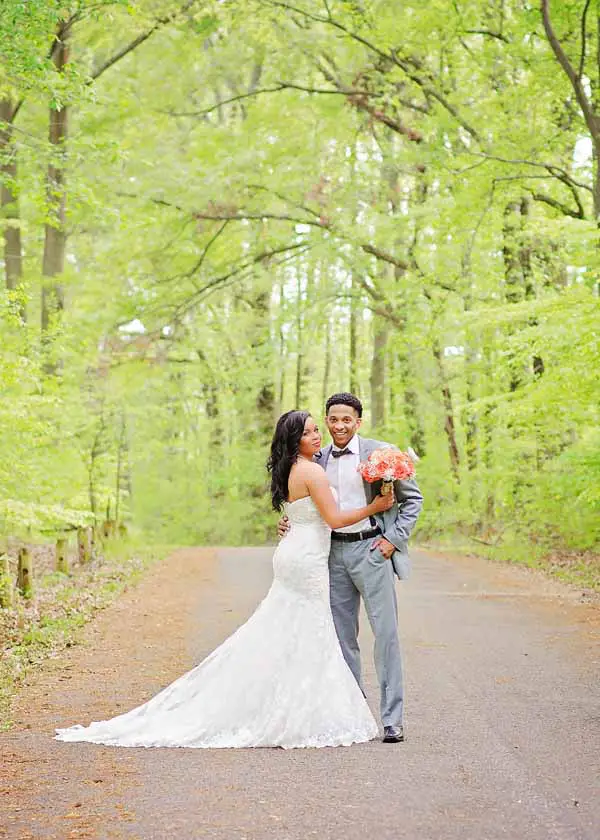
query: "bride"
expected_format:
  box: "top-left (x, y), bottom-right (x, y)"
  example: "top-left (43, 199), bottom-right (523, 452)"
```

top-left (55, 410), bottom-right (393, 749)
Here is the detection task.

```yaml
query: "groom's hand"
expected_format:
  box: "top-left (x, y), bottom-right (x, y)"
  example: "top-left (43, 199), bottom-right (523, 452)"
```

top-left (370, 537), bottom-right (395, 559)
top-left (277, 515), bottom-right (290, 539)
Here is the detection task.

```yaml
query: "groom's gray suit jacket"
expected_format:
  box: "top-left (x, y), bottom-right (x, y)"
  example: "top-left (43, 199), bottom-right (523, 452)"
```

top-left (316, 436), bottom-right (424, 579)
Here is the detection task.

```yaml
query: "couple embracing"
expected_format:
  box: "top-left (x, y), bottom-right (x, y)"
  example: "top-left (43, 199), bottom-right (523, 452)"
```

top-left (56, 393), bottom-right (423, 749)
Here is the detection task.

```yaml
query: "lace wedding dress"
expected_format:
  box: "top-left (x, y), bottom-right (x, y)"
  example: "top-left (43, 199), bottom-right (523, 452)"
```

top-left (55, 494), bottom-right (378, 749)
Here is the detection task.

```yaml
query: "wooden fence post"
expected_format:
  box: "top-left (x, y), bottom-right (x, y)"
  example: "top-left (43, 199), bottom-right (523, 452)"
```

top-left (0, 553), bottom-right (13, 608)
top-left (77, 527), bottom-right (91, 564)
top-left (17, 547), bottom-right (32, 598)
top-left (101, 519), bottom-right (116, 539)
top-left (56, 537), bottom-right (68, 574)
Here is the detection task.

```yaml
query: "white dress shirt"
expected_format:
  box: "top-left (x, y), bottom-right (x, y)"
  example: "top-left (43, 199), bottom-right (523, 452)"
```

top-left (325, 435), bottom-right (372, 533)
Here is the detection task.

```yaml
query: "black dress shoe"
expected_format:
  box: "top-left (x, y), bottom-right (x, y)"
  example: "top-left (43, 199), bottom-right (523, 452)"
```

top-left (382, 725), bottom-right (405, 743)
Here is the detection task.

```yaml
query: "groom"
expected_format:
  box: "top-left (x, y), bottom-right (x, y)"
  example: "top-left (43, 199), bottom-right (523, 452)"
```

top-left (279, 392), bottom-right (423, 743)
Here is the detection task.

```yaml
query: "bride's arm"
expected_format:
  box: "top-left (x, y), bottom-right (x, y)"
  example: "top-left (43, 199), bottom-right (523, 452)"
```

top-left (303, 464), bottom-right (392, 529)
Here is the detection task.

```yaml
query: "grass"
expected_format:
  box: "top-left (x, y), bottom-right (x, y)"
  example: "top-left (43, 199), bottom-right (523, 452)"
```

top-left (420, 531), bottom-right (600, 592)
top-left (0, 537), bottom-right (171, 730)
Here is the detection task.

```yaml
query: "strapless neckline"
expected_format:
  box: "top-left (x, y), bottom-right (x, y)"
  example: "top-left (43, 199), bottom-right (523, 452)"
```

top-left (285, 496), bottom-right (313, 507)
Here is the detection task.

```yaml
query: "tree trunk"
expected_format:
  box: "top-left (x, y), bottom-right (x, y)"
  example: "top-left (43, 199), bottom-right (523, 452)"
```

top-left (0, 553), bottom-right (13, 608)
top-left (432, 339), bottom-right (460, 482)
top-left (503, 199), bottom-right (525, 305)
top-left (593, 138), bottom-right (600, 222)
top-left (295, 273), bottom-right (304, 407)
top-left (204, 378), bottom-right (223, 493)
top-left (503, 198), bottom-right (531, 391)
top-left (278, 323), bottom-right (286, 412)
top-left (277, 279), bottom-right (286, 414)
top-left (252, 288), bottom-right (275, 438)
top-left (322, 316), bottom-right (331, 407)
top-left (481, 341), bottom-right (496, 529)
top-left (0, 97), bottom-right (24, 318)
top-left (349, 276), bottom-right (359, 394)
top-left (463, 296), bottom-right (478, 472)
top-left (464, 348), bottom-right (478, 473)
top-left (87, 411), bottom-right (106, 524)
top-left (404, 381), bottom-right (426, 457)
top-left (41, 26), bottom-right (69, 349)
top-left (115, 411), bottom-right (128, 528)
top-left (370, 318), bottom-right (389, 431)
top-left (394, 327), bottom-right (426, 456)
top-left (78, 528), bottom-right (91, 564)
top-left (17, 547), bottom-right (32, 598)
top-left (88, 527), bottom-right (96, 562)
top-left (55, 538), bottom-right (68, 574)
top-left (102, 497), bottom-right (116, 539)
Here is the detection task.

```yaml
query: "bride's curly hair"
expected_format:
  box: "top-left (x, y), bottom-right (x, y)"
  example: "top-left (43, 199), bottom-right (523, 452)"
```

top-left (267, 410), bottom-right (310, 511)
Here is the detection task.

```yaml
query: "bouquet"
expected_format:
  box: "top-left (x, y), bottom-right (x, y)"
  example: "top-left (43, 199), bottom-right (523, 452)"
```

top-left (357, 448), bottom-right (417, 495)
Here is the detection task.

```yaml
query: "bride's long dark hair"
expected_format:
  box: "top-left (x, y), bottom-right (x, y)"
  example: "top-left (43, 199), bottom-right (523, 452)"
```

top-left (267, 410), bottom-right (310, 511)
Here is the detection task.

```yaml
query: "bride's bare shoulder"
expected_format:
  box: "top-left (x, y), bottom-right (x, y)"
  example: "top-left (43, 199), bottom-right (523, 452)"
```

top-left (294, 462), bottom-right (328, 487)
top-left (291, 460), bottom-right (324, 478)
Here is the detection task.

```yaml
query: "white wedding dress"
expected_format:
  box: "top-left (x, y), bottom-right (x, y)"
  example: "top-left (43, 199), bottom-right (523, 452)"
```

top-left (55, 494), bottom-right (378, 749)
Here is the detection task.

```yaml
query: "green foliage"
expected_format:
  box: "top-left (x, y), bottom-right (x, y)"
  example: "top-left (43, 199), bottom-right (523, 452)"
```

top-left (0, 0), bottom-right (598, 579)
top-left (0, 500), bottom-right (94, 536)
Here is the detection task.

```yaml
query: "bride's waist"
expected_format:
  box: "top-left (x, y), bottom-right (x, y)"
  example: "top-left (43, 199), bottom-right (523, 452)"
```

top-left (275, 533), bottom-right (330, 563)
top-left (286, 519), bottom-right (330, 531)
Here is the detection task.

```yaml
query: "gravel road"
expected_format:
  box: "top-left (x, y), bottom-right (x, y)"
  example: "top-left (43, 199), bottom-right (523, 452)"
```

top-left (1, 546), bottom-right (598, 840)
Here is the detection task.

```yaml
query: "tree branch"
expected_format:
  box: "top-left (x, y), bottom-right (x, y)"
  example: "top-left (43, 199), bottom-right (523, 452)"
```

top-left (348, 274), bottom-right (407, 328)
top-left (464, 29), bottom-right (510, 43)
top-left (89, 0), bottom-right (197, 83)
top-left (262, 0), bottom-right (480, 142)
top-left (115, 190), bottom-right (188, 212)
top-left (527, 190), bottom-right (584, 218)
top-left (164, 78), bottom-right (423, 140)
top-left (10, 1), bottom-right (198, 124)
top-left (471, 151), bottom-right (593, 193)
top-left (395, 92), bottom-right (430, 115)
top-left (120, 189), bottom-right (412, 275)
top-left (176, 220), bottom-right (230, 286)
top-left (193, 210), bottom-right (326, 227)
top-left (578, 0), bottom-right (592, 80)
top-left (541, 0), bottom-right (598, 140)
top-left (551, 170), bottom-right (587, 218)
top-left (361, 243), bottom-right (409, 271)
top-left (163, 82), bottom-right (367, 117)
top-left (245, 183), bottom-right (322, 218)
top-left (175, 242), bottom-right (310, 315)
top-left (353, 274), bottom-right (385, 302)
top-left (194, 206), bottom-right (412, 270)
top-left (348, 94), bottom-right (423, 141)
top-left (396, 62), bottom-right (480, 142)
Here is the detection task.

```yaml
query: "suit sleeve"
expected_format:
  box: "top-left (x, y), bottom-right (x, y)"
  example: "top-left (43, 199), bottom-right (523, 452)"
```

top-left (383, 477), bottom-right (423, 549)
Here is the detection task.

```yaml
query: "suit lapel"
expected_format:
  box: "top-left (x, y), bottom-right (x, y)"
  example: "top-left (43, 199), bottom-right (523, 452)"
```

top-left (358, 436), bottom-right (377, 502)
top-left (360, 436), bottom-right (387, 503)
top-left (316, 443), bottom-right (332, 471)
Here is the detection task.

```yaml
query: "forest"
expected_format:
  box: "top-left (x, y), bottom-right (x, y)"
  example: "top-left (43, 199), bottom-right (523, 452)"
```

top-left (1, 0), bottom-right (599, 577)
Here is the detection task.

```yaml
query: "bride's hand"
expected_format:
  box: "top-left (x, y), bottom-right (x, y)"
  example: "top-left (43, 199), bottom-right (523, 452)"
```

top-left (370, 492), bottom-right (395, 514)
top-left (277, 515), bottom-right (290, 539)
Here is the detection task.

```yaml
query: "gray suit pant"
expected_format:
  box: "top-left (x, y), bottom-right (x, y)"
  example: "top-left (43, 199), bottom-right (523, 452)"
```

top-left (329, 538), bottom-right (403, 727)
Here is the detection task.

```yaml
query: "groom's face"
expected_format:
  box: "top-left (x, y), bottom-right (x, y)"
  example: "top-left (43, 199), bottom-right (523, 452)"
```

top-left (325, 404), bottom-right (361, 448)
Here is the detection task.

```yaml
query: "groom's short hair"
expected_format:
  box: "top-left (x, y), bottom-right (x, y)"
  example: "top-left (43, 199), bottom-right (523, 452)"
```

top-left (325, 392), bottom-right (363, 417)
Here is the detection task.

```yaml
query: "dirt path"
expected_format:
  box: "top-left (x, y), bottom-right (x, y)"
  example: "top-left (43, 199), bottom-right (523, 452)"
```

top-left (1, 547), bottom-right (598, 840)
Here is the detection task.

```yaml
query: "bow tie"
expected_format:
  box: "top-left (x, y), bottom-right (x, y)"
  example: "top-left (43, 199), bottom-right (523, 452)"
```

top-left (331, 447), bottom-right (352, 458)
